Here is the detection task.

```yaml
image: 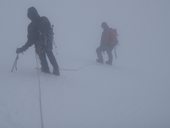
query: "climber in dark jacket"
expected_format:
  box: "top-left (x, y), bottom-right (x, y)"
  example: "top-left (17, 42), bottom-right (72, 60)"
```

top-left (16, 7), bottom-right (60, 75)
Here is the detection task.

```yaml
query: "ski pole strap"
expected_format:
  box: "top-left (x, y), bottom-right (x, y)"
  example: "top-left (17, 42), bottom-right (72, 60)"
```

top-left (11, 54), bottom-right (19, 72)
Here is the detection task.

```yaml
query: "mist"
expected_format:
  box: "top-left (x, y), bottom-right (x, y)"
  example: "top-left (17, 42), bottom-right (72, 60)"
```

top-left (0, 0), bottom-right (170, 128)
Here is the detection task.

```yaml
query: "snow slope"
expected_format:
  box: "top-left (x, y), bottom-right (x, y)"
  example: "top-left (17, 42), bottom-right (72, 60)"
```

top-left (0, 0), bottom-right (170, 128)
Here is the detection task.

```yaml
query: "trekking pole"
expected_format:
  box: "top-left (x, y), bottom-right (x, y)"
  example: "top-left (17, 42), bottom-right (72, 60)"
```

top-left (114, 47), bottom-right (117, 59)
top-left (11, 54), bottom-right (19, 72)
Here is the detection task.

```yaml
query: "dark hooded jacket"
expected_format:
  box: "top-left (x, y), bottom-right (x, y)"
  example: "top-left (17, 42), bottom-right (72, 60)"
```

top-left (19, 7), bottom-right (53, 53)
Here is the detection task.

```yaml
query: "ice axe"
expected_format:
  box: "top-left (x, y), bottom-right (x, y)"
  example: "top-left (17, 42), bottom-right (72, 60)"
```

top-left (11, 54), bottom-right (19, 72)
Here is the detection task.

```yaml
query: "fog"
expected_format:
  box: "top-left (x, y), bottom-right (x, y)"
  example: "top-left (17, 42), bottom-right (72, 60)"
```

top-left (0, 0), bottom-right (170, 128)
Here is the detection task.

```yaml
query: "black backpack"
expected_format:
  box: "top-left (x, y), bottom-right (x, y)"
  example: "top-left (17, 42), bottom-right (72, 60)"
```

top-left (38, 16), bottom-right (54, 46)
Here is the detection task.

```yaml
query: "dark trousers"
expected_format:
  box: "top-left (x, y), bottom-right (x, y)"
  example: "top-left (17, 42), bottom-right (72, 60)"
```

top-left (96, 44), bottom-right (113, 63)
top-left (38, 49), bottom-right (59, 73)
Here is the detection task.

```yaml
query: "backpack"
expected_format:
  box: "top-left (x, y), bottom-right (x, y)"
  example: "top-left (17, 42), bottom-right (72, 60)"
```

top-left (109, 28), bottom-right (118, 46)
top-left (38, 16), bottom-right (54, 47)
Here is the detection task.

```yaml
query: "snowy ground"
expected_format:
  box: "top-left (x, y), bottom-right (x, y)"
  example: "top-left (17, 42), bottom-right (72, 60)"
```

top-left (0, 0), bottom-right (170, 128)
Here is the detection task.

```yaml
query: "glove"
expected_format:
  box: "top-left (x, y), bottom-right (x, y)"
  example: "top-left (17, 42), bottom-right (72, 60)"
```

top-left (16, 48), bottom-right (23, 54)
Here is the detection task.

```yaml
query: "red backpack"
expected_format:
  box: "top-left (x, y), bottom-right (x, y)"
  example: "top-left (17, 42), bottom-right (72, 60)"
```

top-left (109, 28), bottom-right (118, 46)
